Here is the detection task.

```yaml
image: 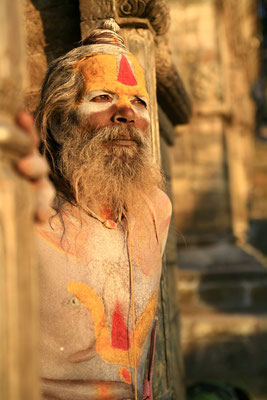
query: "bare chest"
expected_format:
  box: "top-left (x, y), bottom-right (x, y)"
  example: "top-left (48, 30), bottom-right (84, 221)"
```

top-left (37, 210), bottom-right (162, 387)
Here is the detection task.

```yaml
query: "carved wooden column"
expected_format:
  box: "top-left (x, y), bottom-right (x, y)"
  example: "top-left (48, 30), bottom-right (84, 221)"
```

top-left (0, 1), bottom-right (40, 399)
top-left (78, 1), bottom-right (191, 399)
top-left (122, 28), bottom-right (160, 160)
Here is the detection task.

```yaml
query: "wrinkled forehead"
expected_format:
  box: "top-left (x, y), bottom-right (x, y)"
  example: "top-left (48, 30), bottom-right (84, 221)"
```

top-left (74, 53), bottom-right (149, 100)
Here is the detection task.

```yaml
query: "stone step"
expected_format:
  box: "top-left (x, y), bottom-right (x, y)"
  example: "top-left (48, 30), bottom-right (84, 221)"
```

top-left (176, 242), bottom-right (267, 399)
top-left (177, 242), bottom-right (267, 313)
top-left (177, 265), bottom-right (267, 313)
top-left (180, 312), bottom-right (267, 399)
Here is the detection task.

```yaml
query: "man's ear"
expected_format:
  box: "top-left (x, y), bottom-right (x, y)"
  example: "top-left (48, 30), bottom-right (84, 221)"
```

top-left (49, 108), bottom-right (79, 144)
top-left (48, 112), bottom-right (64, 144)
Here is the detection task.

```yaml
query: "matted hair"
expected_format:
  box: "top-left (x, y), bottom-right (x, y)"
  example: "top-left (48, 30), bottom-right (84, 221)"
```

top-left (35, 19), bottom-right (129, 200)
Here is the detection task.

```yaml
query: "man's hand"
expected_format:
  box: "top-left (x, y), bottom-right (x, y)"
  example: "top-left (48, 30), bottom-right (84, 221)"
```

top-left (15, 111), bottom-right (55, 223)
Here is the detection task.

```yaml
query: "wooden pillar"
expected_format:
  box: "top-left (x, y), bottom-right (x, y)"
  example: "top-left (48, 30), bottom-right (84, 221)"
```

top-left (78, 2), bottom-right (191, 399)
top-left (122, 28), bottom-right (160, 161)
top-left (0, 1), bottom-right (40, 399)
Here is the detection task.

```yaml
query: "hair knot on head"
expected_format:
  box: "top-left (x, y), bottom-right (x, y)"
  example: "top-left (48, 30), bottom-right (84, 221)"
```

top-left (81, 18), bottom-right (126, 51)
top-left (99, 18), bottom-right (120, 33)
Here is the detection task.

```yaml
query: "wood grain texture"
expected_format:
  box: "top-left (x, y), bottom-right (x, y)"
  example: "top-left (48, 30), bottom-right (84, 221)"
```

top-left (79, 0), bottom-right (116, 38)
top-left (122, 27), bottom-right (161, 162)
top-left (156, 37), bottom-right (192, 125)
top-left (0, 1), bottom-right (40, 399)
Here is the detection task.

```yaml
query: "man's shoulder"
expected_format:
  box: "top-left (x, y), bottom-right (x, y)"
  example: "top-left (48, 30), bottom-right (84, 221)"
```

top-left (140, 187), bottom-right (172, 233)
top-left (142, 187), bottom-right (172, 255)
top-left (148, 187), bottom-right (172, 219)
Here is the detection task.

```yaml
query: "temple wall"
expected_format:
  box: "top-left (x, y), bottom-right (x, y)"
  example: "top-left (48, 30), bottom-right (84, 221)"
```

top-left (249, 138), bottom-right (267, 254)
top-left (24, 0), bottom-right (81, 112)
top-left (168, 1), bottom-right (267, 398)
top-left (168, 0), bottom-right (258, 244)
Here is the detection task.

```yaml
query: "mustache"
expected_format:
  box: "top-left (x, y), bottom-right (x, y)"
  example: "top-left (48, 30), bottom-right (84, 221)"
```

top-left (85, 125), bottom-right (146, 147)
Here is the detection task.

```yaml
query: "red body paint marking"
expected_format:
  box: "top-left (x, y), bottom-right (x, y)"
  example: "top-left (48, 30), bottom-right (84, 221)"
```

top-left (99, 206), bottom-right (113, 220)
top-left (111, 301), bottom-right (130, 350)
top-left (118, 366), bottom-right (132, 384)
top-left (117, 55), bottom-right (137, 86)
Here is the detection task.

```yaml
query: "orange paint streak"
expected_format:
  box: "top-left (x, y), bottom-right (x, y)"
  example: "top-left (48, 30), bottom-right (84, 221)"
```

top-left (36, 211), bottom-right (89, 263)
top-left (97, 383), bottom-right (116, 400)
top-left (68, 282), bottom-right (158, 366)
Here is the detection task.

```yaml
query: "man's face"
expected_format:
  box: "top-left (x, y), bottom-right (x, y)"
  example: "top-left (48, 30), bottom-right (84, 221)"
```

top-left (74, 53), bottom-right (150, 149)
top-left (55, 52), bottom-right (161, 211)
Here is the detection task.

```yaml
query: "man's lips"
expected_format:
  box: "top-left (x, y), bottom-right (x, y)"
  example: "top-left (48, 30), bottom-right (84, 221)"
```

top-left (106, 139), bottom-right (138, 147)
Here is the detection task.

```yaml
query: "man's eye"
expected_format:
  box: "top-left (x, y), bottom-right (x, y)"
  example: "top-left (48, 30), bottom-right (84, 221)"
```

top-left (91, 95), bottom-right (112, 102)
top-left (133, 97), bottom-right (147, 108)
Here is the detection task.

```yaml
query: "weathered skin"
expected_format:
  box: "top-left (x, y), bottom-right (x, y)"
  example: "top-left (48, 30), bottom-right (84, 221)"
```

top-left (37, 189), bottom-right (171, 399)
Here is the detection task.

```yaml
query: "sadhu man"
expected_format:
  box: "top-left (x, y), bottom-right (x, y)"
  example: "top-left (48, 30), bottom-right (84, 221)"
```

top-left (17, 19), bottom-right (171, 400)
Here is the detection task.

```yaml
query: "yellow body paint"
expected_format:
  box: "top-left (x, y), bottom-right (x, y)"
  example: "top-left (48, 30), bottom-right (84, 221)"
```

top-left (74, 53), bottom-right (149, 104)
top-left (67, 281), bottom-right (158, 367)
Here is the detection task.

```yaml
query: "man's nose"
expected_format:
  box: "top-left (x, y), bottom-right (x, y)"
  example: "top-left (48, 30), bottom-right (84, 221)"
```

top-left (112, 106), bottom-right (135, 124)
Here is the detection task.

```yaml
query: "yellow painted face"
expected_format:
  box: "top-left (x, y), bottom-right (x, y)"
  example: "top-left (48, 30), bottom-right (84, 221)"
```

top-left (74, 53), bottom-right (149, 108)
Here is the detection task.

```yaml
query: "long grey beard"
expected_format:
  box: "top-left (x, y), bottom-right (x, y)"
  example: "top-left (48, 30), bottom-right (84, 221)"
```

top-left (58, 125), bottom-right (163, 214)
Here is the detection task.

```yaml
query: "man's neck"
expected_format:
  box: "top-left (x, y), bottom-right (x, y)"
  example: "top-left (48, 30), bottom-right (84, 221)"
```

top-left (98, 205), bottom-right (115, 221)
top-left (82, 199), bottom-right (124, 223)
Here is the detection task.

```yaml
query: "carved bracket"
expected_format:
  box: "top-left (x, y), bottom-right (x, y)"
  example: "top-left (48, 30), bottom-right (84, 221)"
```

top-left (117, 0), bottom-right (147, 17)
top-left (116, 0), bottom-right (170, 36)
top-left (156, 37), bottom-right (192, 125)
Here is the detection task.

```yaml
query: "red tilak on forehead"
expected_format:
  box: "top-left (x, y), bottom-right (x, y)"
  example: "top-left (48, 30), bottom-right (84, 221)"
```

top-left (117, 55), bottom-right (137, 86)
